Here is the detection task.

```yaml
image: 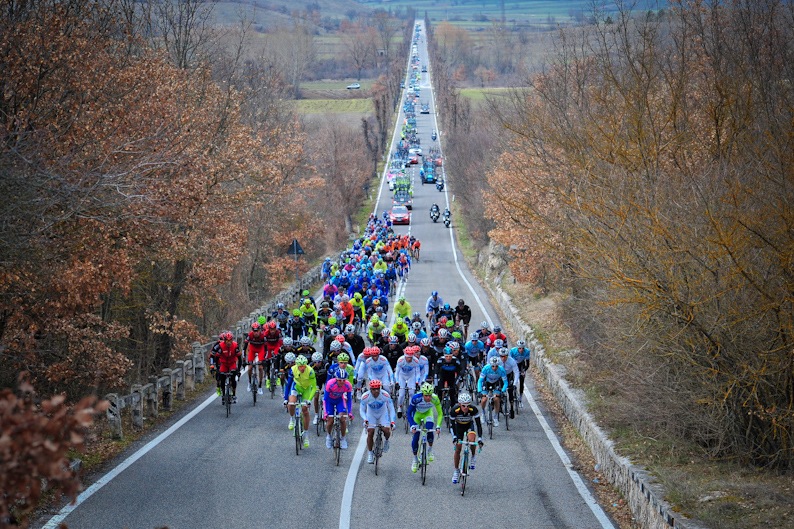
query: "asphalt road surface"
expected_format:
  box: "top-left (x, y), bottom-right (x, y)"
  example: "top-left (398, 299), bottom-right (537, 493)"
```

top-left (37, 20), bottom-right (616, 529)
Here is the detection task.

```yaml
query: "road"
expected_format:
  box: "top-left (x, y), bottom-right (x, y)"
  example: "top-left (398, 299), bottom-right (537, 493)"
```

top-left (38, 20), bottom-right (616, 529)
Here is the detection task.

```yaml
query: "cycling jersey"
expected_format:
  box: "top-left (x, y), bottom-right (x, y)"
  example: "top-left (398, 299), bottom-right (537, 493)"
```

top-left (407, 392), bottom-right (443, 428)
top-left (477, 365), bottom-right (508, 393)
top-left (245, 331), bottom-right (266, 363)
top-left (361, 356), bottom-right (394, 388)
top-left (464, 339), bottom-right (485, 360)
top-left (394, 300), bottom-right (412, 319)
top-left (511, 346), bottom-right (531, 364)
top-left (284, 365), bottom-right (317, 401)
top-left (359, 390), bottom-right (396, 426)
top-left (450, 403), bottom-right (483, 438)
top-left (425, 295), bottom-right (443, 314)
top-left (323, 378), bottom-right (352, 417)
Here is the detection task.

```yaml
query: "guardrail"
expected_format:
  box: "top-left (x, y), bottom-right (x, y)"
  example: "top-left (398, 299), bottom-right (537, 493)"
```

top-left (104, 262), bottom-right (325, 439)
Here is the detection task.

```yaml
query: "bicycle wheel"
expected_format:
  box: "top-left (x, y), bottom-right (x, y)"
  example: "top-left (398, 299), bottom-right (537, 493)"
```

top-left (315, 413), bottom-right (323, 436)
top-left (295, 413), bottom-right (302, 456)
top-left (334, 421), bottom-right (341, 466)
top-left (503, 397), bottom-right (510, 431)
top-left (488, 404), bottom-right (493, 440)
top-left (225, 379), bottom-right (231, 418)
top-left (442, 396), bottom-right (450, 430)
top-left (251, 372), bottom-right (258, 406)
top-left (420, 440), bottom-right (428, 486)
top-left (460, 450), bottom-right (469, 496)
top-left (374, 429), bottom-right (383, 476)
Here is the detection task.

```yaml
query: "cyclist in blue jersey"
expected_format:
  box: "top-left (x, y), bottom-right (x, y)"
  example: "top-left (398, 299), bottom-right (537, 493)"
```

top-left (407, 382), bottom-right (443, 473)
top-left (510, 340), bottom-right (531, 401)
top-left (477, 356), bottom-right (508, 427)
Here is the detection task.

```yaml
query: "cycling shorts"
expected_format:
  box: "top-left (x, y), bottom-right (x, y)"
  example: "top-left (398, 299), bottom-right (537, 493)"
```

top-left (247, 347), bottom-right (265, 363)
top-left (324, 398), bottom-right (348, 417)
top-left (451, 423), bottom-right (477, 441)
top-left (412, 410), bottom-right (436, 429)
top-left (291, 386), bottom-right (314, 404)
top-left (480, 380), bottom-right (502, 395)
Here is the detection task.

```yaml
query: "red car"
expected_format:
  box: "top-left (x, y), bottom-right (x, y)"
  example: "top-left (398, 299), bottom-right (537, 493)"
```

top-left (390, 206), bottom-right (411, 225)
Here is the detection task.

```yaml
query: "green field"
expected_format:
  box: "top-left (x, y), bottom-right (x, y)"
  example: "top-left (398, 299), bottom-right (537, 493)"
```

top-left (294, 98), bottom-right (374, 114)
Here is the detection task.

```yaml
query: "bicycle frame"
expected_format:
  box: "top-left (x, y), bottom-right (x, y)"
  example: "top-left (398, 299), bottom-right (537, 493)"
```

top-left (294, 395), bottom-right (305, 456)
top-left (374, 426), bottom-right (384, 475)
top-left (456, 438), bottom-right (480, 496)
top-left (250, 360), bottom-right (261, 405)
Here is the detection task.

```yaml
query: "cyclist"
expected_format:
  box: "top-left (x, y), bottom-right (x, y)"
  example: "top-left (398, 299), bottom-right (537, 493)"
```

top-left (339, 295), bottom-right (356, 326)
top-left (263, 321), bottom-right (282, 390)
top-left (311, 351), bottom-right (328, 425)
top-left (323, 369), bottom-right (354, 449)
top-left (411, 238), bottom-right (421, 260)
top-left (474, 321), bottom-right (490, 341)
top-left (382, 335), bottom-right (403, 370)
top-left (284, 355), bottom-right (317, 448)
top-left (391, 318), bottom-right (410, 344)
top-left (438, 303), bottom-right (455, 322)
top-left (287, 309), bottom-right (306, 341)
top-left (395, 346), bottom-right (423, 418)
top-left (360, 379), bottom-right (396, 463)
top-left (328, 352), bottom-right (356, 384)
top-left (212, 331), bottom-right (242, 403)
top-left (323, 326), bottom-right (341, 357)
top-left (301, 289), bottom-right (316, 307)
top-left (477, 356), bottom-right (508, 427)
top-left (407, 382), bottom-right (443, 473)
top-left (298, 298), bottom-right (318, 338)
top-left (271, 303), bottom-right (290, 331)
top-left (410, 321), bottom-right (427, 341)
top-left (295, 336), bottom-right (316, 358)
top-left (397, 252), bottom-right (411, 280)
top-left (435, 347), bottom-right (461, 406)
top-left (343, 324), bottom-right (366, 360)
top-left (316, 301), bottom-right (334, 338)
top-left (454, 299), bottom-right (472, 340)
top-left (394, 296), bottom-right (412, 321)
top-left (361, 346), bottom-right (395, 393)
top-left (498, 347), bottom-right (521, 418)
top-left (486, 325), bottom-right (508, 350)
top-left (449, 392), bottom-right (483, 484)
top-left (510, 340), bottom-right (532, 402)
top-left (350, 292), bottom-right (366, 324)
top-left (425, 290), bottom-right (443, 326)
top-left (418, 338), bottom-right (433, 382)
top-left (243, 322), bottom-right (266, 395)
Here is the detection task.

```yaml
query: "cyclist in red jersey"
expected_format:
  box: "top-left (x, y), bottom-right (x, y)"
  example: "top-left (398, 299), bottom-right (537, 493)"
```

top-left (244, 322), bottom-right (267, 395)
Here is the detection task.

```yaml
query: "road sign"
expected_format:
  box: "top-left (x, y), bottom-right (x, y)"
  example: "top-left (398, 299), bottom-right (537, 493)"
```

top-left (287, 239), bottom-right (304, 256)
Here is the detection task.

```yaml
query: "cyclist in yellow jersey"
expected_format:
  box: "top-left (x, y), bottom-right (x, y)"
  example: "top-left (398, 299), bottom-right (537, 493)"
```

top-left (285, 355), bottom-right (317, 447)
top-left (298, 298), bottom-right (318, 337)
top-left (394, 296), bottom-right (412, 321)
top-left (351, 292), bottom-right (366, 321)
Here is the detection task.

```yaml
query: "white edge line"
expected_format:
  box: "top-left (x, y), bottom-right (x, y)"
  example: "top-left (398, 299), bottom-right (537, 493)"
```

top-left (523, 385), bottom-right (616, 528)
top-left (338, 429), bottom-right (368, 529)
top-left (42, 390), bottom-right (220, 528)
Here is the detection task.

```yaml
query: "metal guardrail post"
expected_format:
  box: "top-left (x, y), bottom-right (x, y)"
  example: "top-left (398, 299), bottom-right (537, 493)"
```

top-left (162, 369), bottom-right (173, 411)
top-left (106, 393), bottom-right (123, 439)
top-left (131, 384), bottom-right (144, 429)
top-left (147, 376), bottom-right (159, 417)
top-left (175, 360), bottom-right (186, 400)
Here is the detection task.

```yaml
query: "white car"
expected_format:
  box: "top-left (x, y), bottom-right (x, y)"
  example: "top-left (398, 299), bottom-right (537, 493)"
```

top-left (409, 147), bottom-right (422, 156)
top-left (346, 83), bottom-right (361, 90)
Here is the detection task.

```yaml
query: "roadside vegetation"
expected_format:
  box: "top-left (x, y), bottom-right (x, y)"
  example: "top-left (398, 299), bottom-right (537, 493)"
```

top-left (431, 1), bottom-right (794, 527)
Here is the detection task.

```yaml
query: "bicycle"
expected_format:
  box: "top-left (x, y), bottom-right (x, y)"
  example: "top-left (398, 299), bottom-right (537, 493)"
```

top-left (220, 372), bottom-right (235, 418)
top-left (268, 360), bottom-right (278, 399)
top-left (294, 395), bottom-right (305, 456)
top-left (316, 407), bottom-right (326, 437)
top-left (249, 359), bottom-right (261, 406)
top-left (501, 390), bottom-right (510, 431)
top-left (330, 413), bottom-right (344, 466)
top-left (416, 420), bottom-right (433, 485)
top-left (484, 389), bottom-right (497, 440)
top-left (373, 425), bottom-right (385, 475)
top-left (456, 437), bottom-right (482, 496)
top-left (440, 386), bottom-right (451, 430)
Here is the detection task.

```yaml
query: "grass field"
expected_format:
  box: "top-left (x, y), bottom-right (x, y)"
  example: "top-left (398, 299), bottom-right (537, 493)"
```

top-left (295, 98), bottom-right (374, 114)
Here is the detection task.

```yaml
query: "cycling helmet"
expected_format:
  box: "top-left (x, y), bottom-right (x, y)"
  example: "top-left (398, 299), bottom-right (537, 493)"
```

top-left (443, 347), bottom-right (453, 356)
top-left (251, 322), bottom-right (261, 331)
top-left (388, 335), bottom-right (398, 344)
top-left (341, 295), bottom-right (349, 302)
top-left (431, 290), bottom-right (438, 297)
top-left (452, 332), bottom-right (462, 340)
top-left (371, 315), bottom-right (380, 322)
top-left (321, 301), bottom-right (330, 308)
top-left (448, 341), bottom-right (460, 350)
top-left (375, 307), bottom-right (383, 313)
top-left (499, 347), bottom-right (509, 357)
top-left (443, 303), bottom-right (451, 311)
top-left (445, 320), bottom-right (454, 328)
top-left (277, 302), bottom-right (284, 310)
top-left (295, 355), bottom-right (308, 366)
top-left (354, 292), bottom-right (362, 300)
top-left (311, 352), bottom-right (323, 362)
top-left (481, 321), bottom-right (488, 328)
top-left (222, 331), bottom-right (234, 341)
top-left (330, 328), bottom-right (340, 336)
top-left (470, 332), bottom-right (479, 340)
top-left (381, 328), bottom-right (390, 337)
top-left (292, 309), bottom-right (301, 317)
top-left (335, 369), bottom-right (348, 380)
top-left (404, 348), bottom-right (414, 357)
top-left (303, 298), bottom-right (312, 306)
top-left (438, 329), bottom-right (448, 338)
top-left (458, 299), bottom-right (465, 306)
top-left (369, 379), bottom-right (382, 389)
top-left (407, 333), bottom-right (417, 342)
top-left (345, 324), bottom-right (355, 334)
top-left (494, 326), bottom-right (501, 333)
top-left (257, 316), bottom-right (267, 325)
top-left (438, 316), bottom-right (447, 325)
top-left (489, 357), bottom-right (500, 368)
top-left (302, 290), bottom-right (310, 297)
top-left (412, 321), bottom-right (422, 330)
top-left (458, 392), bottom-right (473, 405)
top-left (282, 337), bottom-right (293, 347)
top-left (268, 320), bottom-right (277, 329)
top-left (330, 341), bottom-right (342, 352)
top-left (398, 295), bottom-right (406, 301)
top-left (300, 336), bottom-right (311, 346)
top-left (494, 339), bottom-right (504, 348)
top-left (284, 352), bottom-right (296, 363)
top-left (413, 311), bottom-right (421, 318)
top-left (420, 338), bottom-right (431, 347)
top-left (370, 347), bottom-right (380, 356)
top-left (336, 335), bottom-right (345, 342)
top-left (337, 352), bottom-right (350, 362)
top-left (420, 382), bottom-right (434, 395)
top-left (516, 340), bottom-right (526, 347)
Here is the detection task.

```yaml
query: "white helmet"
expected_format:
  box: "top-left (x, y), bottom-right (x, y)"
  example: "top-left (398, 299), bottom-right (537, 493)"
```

top-left (489, 357), bottom-right (500, 368)
top-left (345, 324), bottom-right (356, 334)
top-left (300, 336), bottom-right (311, 346)
top-left (330, 341), bottom-right (342, 351)
top-left (311, 352), bottom-right (323, 363)
top-left (284, 352), bottom-right (296, 363)
top-left (282, 337), bottom-right (293, 347)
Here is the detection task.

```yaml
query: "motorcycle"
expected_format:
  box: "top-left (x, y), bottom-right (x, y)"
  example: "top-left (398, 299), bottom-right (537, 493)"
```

top-left (431, 130), bottom-right (437, 141)
top-left (443, 209), bottom-right (451, 228)
top-left (430, 205), bottom-right (440, 223)
top-left (436, 179), bottom-right (444, 191)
